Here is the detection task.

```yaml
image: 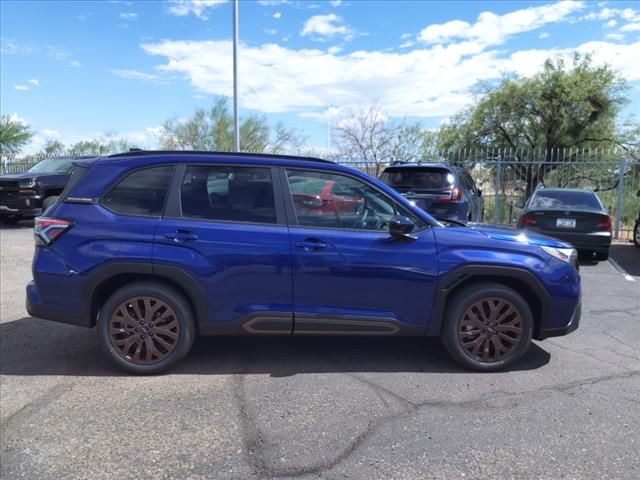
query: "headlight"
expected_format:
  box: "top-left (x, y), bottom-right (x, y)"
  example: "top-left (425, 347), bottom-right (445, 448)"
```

top-left (18, 179), bottom-right (36, 188)
top-left (541, 246), bottom-right (577, 264)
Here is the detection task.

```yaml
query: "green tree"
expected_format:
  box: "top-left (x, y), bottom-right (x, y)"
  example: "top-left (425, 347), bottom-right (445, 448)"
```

top-left (67, 133), bottom-right (136, 156)
top-left (159, 97), bottom-right (306, 153)
top-left (0, 115), bottom-right (34, 155)
top-left (439, 54), bottom-right (637, 196)
top-left (42, 139), bottom-right (66, 156)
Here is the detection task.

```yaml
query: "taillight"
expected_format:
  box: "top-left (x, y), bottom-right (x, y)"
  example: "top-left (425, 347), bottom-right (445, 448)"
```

top-left (34, 217), bottom-right (72, 246)
top-left (520, 213), bottom-right (537, 227)
top-left (597, 215), bottom-right (612, 231)
top-left (437, 187), bottom-right (463, 202)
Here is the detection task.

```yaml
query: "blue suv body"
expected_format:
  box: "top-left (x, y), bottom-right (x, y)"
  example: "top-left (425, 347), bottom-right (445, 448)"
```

top-left (27, 152), bottom-right (581, 374)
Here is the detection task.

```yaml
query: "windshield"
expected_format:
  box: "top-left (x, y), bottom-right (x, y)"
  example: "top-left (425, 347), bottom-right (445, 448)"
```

top-left (27, 157), bottom-right (75, 174)
top-left (380, 168), bottom-right (454, 189)
top-left (529, 190), bottom-right (603, 210)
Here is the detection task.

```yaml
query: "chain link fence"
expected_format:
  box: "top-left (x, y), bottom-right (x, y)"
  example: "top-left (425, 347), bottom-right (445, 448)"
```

top-left (3, 148), bottom-right (638, 240)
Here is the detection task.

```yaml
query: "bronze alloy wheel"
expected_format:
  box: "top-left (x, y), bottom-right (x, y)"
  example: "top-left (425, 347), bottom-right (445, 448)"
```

top-left (109, 296), bottom-right (180, 365)
top-left (458, 297), bottom-right (523, 363)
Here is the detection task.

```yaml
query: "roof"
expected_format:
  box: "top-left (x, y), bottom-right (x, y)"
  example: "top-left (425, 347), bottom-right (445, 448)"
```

top-left (533, 187), bottom-right (598, 193)
top-left (383, 162), bottom-right (454, 170)
top-left (107, 149), bottom-right (333, 164)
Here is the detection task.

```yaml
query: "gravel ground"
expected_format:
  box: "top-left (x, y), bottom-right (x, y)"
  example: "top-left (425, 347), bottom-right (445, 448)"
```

top-left (1, 222), bottom-right (639, 480)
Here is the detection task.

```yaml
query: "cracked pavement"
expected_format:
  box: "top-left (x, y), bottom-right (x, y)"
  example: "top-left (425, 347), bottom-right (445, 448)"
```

top-left (1, 224), bottom-right (639, 479)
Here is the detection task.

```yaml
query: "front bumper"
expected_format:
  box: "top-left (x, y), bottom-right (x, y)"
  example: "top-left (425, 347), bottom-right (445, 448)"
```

top-left (0, 194), bottom-right (43, 217)
top-left (536, 300), bottom-right (581, 340)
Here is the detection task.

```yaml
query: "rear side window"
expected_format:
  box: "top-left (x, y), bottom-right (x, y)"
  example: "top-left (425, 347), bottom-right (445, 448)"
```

top-left (380, 168), bottom-right (454, 189)
top-left (102, 166), bottom-right (174, 217)
top-left (59, 165), bottom-right (88, 200)
top-left (180, 165), bottom-right (277, 224)
top-left (529, 190), bottom-right (603, 210)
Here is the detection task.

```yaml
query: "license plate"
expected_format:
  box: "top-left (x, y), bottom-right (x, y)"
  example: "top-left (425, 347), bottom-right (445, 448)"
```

top-left (556, 218), bottom-right (576, 229)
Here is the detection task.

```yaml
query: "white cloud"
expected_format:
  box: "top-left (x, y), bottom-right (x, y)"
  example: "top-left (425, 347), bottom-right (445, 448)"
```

top-left (399, 40), bottom-right (415, 49)
top-left (604, 19), bottom-right (617, 28)
top-left (273, 11), bottom-right (282, 19)
top-left (400, 33), bottom-right (412, 40)
top-left (76, 13), bottom-right (92, 21)
top-left (419, 1), bottom-right (585, 46)
top-left (41, 129), bottom-right (60, 137)
top-left (167, 0), bottom-right (228, 20)
top-left (605, 33), bottom-right (625, 41)
top-left (28, 79), bottom-right (39, 86)
top-left (141, 36), bottom-right (640, 121)
top-left (14, 85), bottom-right (29, 91)
top-left (329, 0), bottom-right (342, 6)
top-left (301, 13), bottom-right (353, 40)
top-left (69, 60), bottom-right (81, 68)
top-left (327, 46), bottom-right (342, 54)
top-left (109, 68), bottom-right (162, 82)
top-left (9, 113), bottom-right (28, 125)
top-left (120, 12), bottom-right (138, 20)
top-left (620, 22), bottom-right (640, 32)
top-left (539, 31), bottom-right (550, 38)
top-left (264, 28), bottom-right (277, 35)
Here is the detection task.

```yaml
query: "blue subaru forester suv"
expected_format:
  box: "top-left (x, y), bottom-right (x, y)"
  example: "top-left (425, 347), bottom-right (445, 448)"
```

top-left (27, 151), bottom-right (581, 374)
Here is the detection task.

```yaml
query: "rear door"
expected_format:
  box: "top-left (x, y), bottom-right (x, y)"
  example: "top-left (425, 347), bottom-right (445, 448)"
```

top-left (284, 168), bottom-right (439, 335)
top-left (153, 164), bottom-right (293, 334)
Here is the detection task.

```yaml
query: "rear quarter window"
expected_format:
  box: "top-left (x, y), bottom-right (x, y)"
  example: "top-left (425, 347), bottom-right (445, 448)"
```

top-left (101, 166), bottom-right (174, 217)
top-left (380, 168), bottom-right (454, 189)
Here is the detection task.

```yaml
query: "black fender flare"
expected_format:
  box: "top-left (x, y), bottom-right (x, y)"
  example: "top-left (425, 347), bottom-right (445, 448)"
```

top-left (426, 265), bottom-right (550, 337)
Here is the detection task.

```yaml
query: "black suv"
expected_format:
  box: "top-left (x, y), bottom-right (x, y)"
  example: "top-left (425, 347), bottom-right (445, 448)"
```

top-left (380, 163), bottom-right (484, 222)
top-left (0, 156), bottom-right (78, 224)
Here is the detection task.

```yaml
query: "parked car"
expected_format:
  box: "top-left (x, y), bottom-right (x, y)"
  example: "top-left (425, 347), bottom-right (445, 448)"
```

top-left (0, 156), bottom-right (78, 224)
top-left (379, 163), bottom-right (484, 222)
top-left (27, 151), bottom-right (580, 374)
top-left (634, 190), bottom-right (640, 249)
top-left (517, 188), bottom-right (612, 260)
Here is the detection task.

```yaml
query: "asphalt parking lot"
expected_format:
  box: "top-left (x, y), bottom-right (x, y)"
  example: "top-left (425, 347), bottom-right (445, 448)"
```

top-left (1, 222), bottom-right (639, 480)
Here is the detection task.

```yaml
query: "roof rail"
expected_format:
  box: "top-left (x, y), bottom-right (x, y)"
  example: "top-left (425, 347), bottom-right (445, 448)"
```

top-left (108, 149), bottom-right (334, 164)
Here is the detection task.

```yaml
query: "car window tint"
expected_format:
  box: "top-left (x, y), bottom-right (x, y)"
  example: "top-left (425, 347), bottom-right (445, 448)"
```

top-left (530, 190), bottom-right (603, 210)
top-left (380, 168), bottom-right (453, 189)
top-left (287, 170), bottom-right (404, 231)
top-left (102, 166), bottom-right (173, 216)
top-left (180, 165), bottom-right (277, 224)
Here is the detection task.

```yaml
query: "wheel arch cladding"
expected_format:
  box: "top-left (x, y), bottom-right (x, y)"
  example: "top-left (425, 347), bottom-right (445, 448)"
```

top-left (427, 265), bottom-right (548, 338)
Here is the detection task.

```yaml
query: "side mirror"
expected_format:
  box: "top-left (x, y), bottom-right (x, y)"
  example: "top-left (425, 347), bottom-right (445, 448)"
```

top-left (389, 215), bottom-right (416, 240)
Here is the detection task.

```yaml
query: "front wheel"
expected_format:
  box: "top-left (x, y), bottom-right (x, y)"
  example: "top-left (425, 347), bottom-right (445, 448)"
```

top-left (634, 221), bottom-right (640, 249)
top-left (97, 282), bottom-right (196, 374)
top-left (441, 283), bottom-right (533, 372)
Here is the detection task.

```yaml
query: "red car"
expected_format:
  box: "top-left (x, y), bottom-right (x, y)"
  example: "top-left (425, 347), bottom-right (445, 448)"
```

top-left (289, 177), bottom-right (363, 218)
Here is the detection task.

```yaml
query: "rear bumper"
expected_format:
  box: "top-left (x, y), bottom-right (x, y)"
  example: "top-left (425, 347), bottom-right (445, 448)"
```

top-left (26, 280), bottom-right (91, 327)
top-left (528, 229), bottom-right (611, 252)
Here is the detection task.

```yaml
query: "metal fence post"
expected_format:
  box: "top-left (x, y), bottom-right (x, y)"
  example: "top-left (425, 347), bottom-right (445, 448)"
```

top-left (614, 157), bottom-right (625, 239)
top-left (493, 155), bottom-right (501, 224)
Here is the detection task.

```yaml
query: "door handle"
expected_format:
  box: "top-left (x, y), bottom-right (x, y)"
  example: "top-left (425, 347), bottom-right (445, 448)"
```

top-left (164, 230), bottom-right (198, 242)
top-left (295, 239), bottom-right (327, 250)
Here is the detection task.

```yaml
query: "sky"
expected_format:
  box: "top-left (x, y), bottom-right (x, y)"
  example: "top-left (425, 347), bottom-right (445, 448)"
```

top-left (1, 0), bottom-right (639, 154)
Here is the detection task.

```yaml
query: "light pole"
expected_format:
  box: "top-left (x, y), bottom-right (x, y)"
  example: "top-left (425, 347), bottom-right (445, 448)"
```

top-left (232, 0), bottom-right (240, 152)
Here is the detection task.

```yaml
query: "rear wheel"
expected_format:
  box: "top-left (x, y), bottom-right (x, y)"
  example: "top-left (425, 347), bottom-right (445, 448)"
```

top-left (97, 282), bottom-right (195, 374)
top-left (441, 283), bottom-right (533, 372)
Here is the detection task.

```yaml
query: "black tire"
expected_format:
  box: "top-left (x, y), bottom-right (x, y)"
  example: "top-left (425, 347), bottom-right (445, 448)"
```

top-left (42, 195), bottom-right (59, 212)
top-left (97, 281), bottom-right (196, 374)
top-left (634, 221), bottom-right (640, 249)
top-left (0, 215), bottom-right (21, 225)
top-left (441, 282), bottom-right (533, 372)
top-left (594, 250), bottom-right (609, 261)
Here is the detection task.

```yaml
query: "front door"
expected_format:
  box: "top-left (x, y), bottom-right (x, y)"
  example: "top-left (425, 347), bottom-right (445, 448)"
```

top-left (284, 168), bottom-right (439, 335)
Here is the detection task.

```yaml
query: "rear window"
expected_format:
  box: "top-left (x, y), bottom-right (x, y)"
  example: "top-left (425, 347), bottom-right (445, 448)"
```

top-left (380, 168), bottom-right (454, 189)
top-left (529, 190), bottom-right (603, 210)
top-left (101, 166), bottom-right (174, 217)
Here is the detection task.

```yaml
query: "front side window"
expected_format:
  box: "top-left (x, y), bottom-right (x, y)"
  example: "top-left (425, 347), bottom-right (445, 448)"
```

top-left (102, 166), bottom-right (174, 216)
top-left (180, 165), bottom-right (277, 224)
top-left (287, 169), bottom-right (408, 231)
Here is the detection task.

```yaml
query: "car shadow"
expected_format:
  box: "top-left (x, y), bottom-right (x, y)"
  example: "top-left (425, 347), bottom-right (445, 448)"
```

top-left (610, 244), bottom-right (640, 277)
top-left (0, 316), bottom-right (550, 377)
top-left (0, 219), bottom-right (34, 230)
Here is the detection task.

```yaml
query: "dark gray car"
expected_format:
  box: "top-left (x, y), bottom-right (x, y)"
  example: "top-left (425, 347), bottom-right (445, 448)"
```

top-left (517, 188), bottom-right (612, 260)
